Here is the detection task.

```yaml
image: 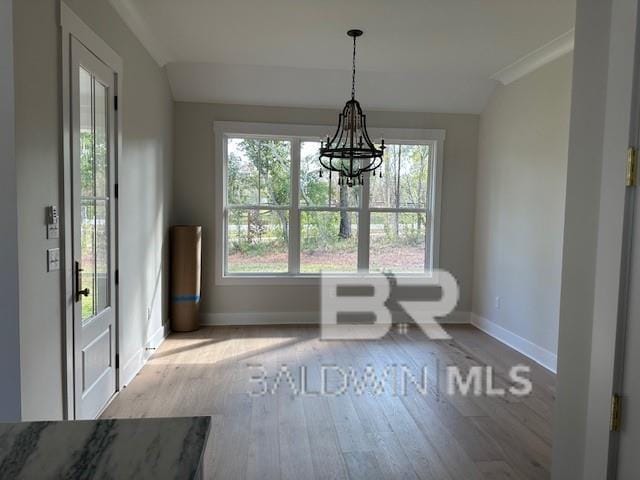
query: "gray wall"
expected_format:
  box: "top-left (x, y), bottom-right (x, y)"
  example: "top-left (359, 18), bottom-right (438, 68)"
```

top-left (0, 0), bottom-right (21, 422)
top-left (173, 102), bottom-right (479, 317)
top-left (13, 0), bottom-right (173, 420)
top-left (473, 54), bottom-right (573, 355)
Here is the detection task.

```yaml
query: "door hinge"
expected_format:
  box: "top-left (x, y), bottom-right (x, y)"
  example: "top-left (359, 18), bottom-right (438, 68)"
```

top-left (115, 269), bottom-right (119, 285)
top-left (114, 183), bottom-right (119, 199)
top-left (611, 393), bottom-right (622, 432)
top-left (114, 95), bottom-right (118, 111)
top-left (115, 353), bottom-right (120, 369)
top-left (626, 147), bottom-right (637, 187)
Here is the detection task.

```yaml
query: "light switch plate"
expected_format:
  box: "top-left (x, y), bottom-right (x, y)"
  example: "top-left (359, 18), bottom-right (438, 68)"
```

top-left (47, 248), bottom-right (60, 272)
top-left (47, 224), bottom-right (59, 239)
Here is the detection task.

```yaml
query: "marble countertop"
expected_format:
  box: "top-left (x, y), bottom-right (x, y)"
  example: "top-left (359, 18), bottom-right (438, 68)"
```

top-left (0, 416), bottom-right (211, 480)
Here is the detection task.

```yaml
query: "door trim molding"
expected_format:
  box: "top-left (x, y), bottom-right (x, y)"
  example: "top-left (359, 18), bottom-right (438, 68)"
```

top-left (605, 2), bottom-right (640, 476)
top-left (59, 1), bottom-right (123, 420)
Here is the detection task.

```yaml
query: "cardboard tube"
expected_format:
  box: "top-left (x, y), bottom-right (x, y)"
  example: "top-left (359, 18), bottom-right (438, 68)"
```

top-left (170, 226), bottom-right (202, 332)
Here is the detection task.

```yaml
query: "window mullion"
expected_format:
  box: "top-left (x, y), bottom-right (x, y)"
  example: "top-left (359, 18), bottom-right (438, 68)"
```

top-left (426, 145), bottom-right (435, 271)
top-left (358, 171), bottom-right (371, 272)
top-left (289, 138), bottom-right (301, 274)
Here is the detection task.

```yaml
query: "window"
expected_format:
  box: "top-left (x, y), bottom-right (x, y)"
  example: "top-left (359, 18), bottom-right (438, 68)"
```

top-left (215, 122), bottom-right (444, 284)
top-left (226, 138), bottom-right (291, 273)
top-left (369, 144), bottom-right (433, 274)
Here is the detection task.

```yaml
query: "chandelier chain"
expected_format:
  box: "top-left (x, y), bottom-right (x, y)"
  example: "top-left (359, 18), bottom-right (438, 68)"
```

top-left (351, 34), bottom-right (356, 100)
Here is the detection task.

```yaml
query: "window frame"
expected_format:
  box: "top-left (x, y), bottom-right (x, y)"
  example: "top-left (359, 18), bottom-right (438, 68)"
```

top-left (214, 121), bottom-right (445, 285)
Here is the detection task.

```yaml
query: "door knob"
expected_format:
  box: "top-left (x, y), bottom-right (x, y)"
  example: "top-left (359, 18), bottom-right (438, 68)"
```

top-left (75, 261), bottom-right (91, 302)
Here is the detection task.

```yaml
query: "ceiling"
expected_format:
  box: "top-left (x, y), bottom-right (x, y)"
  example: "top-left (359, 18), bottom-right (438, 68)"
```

top-left (111, 0), bottom-right (576, 113)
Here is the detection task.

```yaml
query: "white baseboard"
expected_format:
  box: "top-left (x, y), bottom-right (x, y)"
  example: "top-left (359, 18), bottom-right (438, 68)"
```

top-left (470, 313), bottom-right (557, 373)
top-left (200, 310), bottom-right (471, 326)
top-left (119, 323), bottom-right (169, 387)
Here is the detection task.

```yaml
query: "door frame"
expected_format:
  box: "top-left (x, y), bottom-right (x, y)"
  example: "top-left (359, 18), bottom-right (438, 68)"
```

top-left (59, 2), bottom-right (123, 420)
top-left (608, 5), bottom-right (640, 475)
top-left (579, 0), bottom-right (640, 477)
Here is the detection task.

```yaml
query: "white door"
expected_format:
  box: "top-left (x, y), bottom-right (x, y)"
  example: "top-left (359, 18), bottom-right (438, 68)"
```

top-left (70, 37), bottom-right (117, 420)
top-left (616, 174), bottom-right (640, 477)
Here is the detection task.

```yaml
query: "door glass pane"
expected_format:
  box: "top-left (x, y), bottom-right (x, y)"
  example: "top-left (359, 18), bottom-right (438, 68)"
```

top-left (80, 67), bottom-right (94, 197)
top-left (94, 81), bottom-right (108, 198)
top-left (95, 200), bottom-right (109, 313)
top-left (369, 212), bottom-right (427, 273)
top-left (81, 200), bottom-right (96, 321)
top-left (300, 141), bottom-right (361, 208)
top-left (300, 211), bottom-right (358, 273)
top-left (227, 208), bottom-right (289, 273)
top-left (79, 69), bottom-right (110, 321)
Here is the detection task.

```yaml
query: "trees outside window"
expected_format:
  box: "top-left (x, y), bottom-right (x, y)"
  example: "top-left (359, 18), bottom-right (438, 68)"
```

top-left (223, 133), bottom-right (437, 276)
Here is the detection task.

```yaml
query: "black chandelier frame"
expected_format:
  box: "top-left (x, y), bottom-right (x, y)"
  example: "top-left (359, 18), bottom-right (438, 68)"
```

top-left (319, 29), bottom-right (385, 186)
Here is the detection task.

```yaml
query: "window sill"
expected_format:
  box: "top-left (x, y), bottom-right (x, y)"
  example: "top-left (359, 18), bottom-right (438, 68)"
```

top-left (215, 272), bottom-right (435, 286)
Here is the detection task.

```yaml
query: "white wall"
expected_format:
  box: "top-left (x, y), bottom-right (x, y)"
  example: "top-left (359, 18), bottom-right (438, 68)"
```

top-left (13, 0), bottom-right (173, 420)
top-left (472, 54), bottom-right (573, 368)
top-left (173, 102), bottom-right (479, 320)
top-left (13, 0), bottom-right (65, 420)
top-left (0, 0), bottom-right (21, 422)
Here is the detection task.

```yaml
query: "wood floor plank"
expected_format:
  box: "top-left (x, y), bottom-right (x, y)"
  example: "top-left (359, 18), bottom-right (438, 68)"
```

top-left (302, 396), bottom-right (350, 480)
top-left (297, 337), bottom-right (350, 480)
top-left (210, 393), bottom-right (251, 479)
top-left (476, 460), bottom-right (524, 480)
top-left (275, 328), bottom-right (316, 480)
top-left (325, 339), bottom-right (376, 454)
top-left (247, 393), bottom-right (280, 480)
top-left (369, 430), bottom-right (420, 480)
top-left (343, 451), bottom-right (385, 480)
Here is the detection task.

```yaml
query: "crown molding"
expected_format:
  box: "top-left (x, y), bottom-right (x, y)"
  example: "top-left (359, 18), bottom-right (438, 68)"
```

top-left (492, 29), bottom-right (574, 85)
top-left (108, 0), bottom-right (172, 66)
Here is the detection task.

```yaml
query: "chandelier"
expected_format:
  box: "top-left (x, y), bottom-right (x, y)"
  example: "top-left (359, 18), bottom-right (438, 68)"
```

top-left (319, 29), bottom-right (385, 187)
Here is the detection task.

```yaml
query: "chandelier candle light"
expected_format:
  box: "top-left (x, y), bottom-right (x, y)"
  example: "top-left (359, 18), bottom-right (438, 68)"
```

top-left (319, 29), bottom-right (385, 187)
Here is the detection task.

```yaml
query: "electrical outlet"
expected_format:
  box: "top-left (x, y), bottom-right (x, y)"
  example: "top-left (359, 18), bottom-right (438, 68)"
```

top-left (146, 307), bottom-right (152, 321)
top-left (495, 296), bottom-right (501, 310)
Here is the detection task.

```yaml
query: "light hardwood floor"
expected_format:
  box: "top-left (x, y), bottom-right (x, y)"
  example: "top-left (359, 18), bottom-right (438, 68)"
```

top-left (102, 325), bottom-right (555, 480)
